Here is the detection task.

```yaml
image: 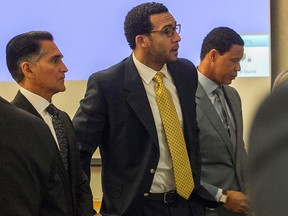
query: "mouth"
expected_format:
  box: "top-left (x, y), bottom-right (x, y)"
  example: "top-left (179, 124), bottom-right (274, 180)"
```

top-left (171, 46), bottom-right (179, 54)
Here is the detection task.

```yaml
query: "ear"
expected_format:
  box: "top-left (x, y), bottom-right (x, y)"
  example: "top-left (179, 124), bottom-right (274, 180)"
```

top-left (21, 62), bottom-right (35, 78)
top-left (209, 49), bottom-right (219, 62)
top-left (135, 35), bottom-right (149, 48)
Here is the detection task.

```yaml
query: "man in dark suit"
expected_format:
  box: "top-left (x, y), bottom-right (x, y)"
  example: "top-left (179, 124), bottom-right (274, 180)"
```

top-left (248, 82), bottom-right (288, 216)
top-left (195, 27), bottom-right (251, 215)
top-left (73, 2), bottom-right (216, 216)
top-left (6, 31), bottom-right (96, 216)
top-left (0, 96), bottom-right (70, 215)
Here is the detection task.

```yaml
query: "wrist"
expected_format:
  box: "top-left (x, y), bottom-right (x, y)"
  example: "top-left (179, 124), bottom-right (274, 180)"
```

top-left (219, 189), bottom-right (228, 204)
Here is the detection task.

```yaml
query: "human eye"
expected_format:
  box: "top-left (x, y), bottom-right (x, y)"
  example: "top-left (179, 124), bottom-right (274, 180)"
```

top-left (163, 26), bottom-right (173, 36)
top-left (52, 58), bottom-right (58, 64)
top-left (51, 55), bottom-right (61, 64)
top-left (231, 58), bottom-right (241, 63)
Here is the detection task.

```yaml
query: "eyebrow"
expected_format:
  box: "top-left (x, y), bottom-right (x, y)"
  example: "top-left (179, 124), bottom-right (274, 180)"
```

top-left (53, 54), bottom-right (63, 59)
top-left (157, 21), bottom-right (177, 29)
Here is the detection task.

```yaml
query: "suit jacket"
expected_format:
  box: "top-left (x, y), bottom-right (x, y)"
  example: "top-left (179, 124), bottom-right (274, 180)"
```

top-left (11, 92), bottom-right (95, 216)
top-left (73, 55), bottom-right (217, 216)
top-left (196, 84), bottom-right (248, 216)
top-left (0, 97), bottom-right (72, 215)
top-left (248, 83), bottom-right (288, 216)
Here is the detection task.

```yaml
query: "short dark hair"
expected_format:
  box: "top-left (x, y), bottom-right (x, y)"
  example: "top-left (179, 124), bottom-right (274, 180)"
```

top-left (6, 31), bottom-right (54, 83)
top-left (124, 2), bottom-right (168, 50)
top-left (200, 27), bottom-right (244, 60)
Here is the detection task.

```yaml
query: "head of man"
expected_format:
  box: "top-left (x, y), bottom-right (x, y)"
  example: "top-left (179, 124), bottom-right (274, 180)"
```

top-left (124, 2), bottom-right (181, 71)
top-left (6, 31), bottom-right (68, 102)
top-left (199, 27), bottom-right (244, 85)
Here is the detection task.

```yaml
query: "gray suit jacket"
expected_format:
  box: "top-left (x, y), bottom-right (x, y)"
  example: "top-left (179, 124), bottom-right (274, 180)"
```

top-left (196, 84), bottom-right (248, 216)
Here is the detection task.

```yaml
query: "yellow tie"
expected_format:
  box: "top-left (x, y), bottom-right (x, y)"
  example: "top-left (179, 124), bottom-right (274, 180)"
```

top-left (153, 72), bottom-right (194, 199)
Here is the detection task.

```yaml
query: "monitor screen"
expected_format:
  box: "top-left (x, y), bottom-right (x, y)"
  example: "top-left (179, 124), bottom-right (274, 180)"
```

top-left (0, 0), bottom-right (270, 81)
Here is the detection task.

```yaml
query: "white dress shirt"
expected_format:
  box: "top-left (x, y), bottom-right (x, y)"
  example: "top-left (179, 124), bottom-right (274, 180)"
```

top-left (20, 87), bottom-right (60, 149)
top-left (133, 53), bottom-right (186, 193)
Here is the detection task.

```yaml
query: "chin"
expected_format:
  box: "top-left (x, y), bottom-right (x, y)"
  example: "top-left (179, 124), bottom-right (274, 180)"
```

top-left (226, 80), bottom-right (233, 85)
top-left (168, 57), bottom-right (178, 63)
top-left (59, 86), bottom-right (66, 92)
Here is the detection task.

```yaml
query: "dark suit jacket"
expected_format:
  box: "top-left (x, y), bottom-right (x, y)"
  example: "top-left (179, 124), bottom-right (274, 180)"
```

top-left (196, 84), bottom-right (248, 216)
top-left (73, 55), bottom-right (217, 215)
top-left (0, 97), bottom-right (72, 215)
top-left (249, 83), bottom-right (288, 216)
top-left (11, 92), bottom-right (95, 216)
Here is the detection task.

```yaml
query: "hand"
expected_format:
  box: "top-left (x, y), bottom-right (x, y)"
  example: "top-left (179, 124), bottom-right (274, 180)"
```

top-left (223, 190), bottom-right (251, 215)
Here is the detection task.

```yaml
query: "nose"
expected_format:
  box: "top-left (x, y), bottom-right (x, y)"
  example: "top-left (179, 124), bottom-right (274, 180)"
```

top-left (173, 31), bottom-right (181, 42)
top-left (61, 60), bottom-right (68, 73)
top-left (235, 62), bottom-right (241, 72)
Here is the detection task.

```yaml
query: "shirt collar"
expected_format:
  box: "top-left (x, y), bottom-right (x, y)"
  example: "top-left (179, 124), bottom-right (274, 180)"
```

top-left (20, 87), bottom-right (51, 113)
top-left (197, 69), bottom-right (219, 95)
top-left (132, 53), bottom-right (171, 84)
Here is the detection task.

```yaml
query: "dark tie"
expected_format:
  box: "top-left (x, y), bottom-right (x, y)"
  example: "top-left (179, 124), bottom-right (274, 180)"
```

top-left (153, 72), bottom-right (194, 199)
top-left (46, 104), bottom-right (69, 170)
top-left (213, 86), bottom-right (236, 151)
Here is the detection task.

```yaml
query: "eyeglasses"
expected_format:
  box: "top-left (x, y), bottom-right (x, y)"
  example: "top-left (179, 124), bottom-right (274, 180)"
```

top-left (149, 24), bottom-right (181, 37)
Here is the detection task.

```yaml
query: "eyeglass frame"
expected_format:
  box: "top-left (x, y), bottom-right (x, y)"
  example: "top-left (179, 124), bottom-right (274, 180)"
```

top-left (149, 24), bottom-right (181, 37)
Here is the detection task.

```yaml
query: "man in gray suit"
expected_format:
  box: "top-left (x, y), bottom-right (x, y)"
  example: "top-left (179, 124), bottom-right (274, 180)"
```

top-left (196, 27), bottom-right (251, 215)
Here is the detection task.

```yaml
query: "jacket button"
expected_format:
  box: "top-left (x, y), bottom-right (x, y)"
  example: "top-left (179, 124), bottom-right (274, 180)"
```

top-left (150, 169), bottom-right (155, 174)
top-left (143, 193), bottom-right (149, 197)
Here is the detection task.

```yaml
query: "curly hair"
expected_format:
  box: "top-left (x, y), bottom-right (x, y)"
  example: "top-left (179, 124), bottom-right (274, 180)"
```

top-left (124, 2), bottom-right (168, 50)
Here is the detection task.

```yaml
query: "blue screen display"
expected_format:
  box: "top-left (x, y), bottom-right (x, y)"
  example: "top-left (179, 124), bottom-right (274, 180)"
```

top-left (0, 0), bottom-right (270, 81)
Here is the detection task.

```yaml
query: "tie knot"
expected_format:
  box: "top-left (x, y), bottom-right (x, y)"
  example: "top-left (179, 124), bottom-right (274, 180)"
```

top-left (46, 104), bottom-right (58, 116)
top-left (153, 72), bottom-right (165, 84)
top-left (214, 86), bottom-right (224, 96)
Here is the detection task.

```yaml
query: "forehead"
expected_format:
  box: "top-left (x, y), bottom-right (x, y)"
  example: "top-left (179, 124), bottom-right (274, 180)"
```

top-left (39, 40), bottom-right (62, 57)
top-left (150, 12), bottom-right (176, 28)
top-left (224, 44), bottom-right (244, 58)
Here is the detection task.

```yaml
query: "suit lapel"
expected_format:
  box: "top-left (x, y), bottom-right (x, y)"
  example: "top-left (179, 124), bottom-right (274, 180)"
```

top-left (223, 86), bottom-right (247, 190)
top-left (12, 91), bottom-right (70, 184)
top-left (123, 56), bottom-right (159, 148)
top-left (196, 85), bottom-right (236, 161)
top-left (222, 86), bottom-right (239, 130)
top-left (12, 91), bottom-right (42, 119)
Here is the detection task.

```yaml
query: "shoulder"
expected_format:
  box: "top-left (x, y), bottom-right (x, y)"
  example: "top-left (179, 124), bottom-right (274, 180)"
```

top-left (169, 58), bottom-right (198, 82)
top-left (1, 98), bottom-right (41, 125)
top-left (173, 58), bottom-right (197, 70)
top-left (223, 85), bottom-right (240, 98)
top-left (168, 58), bottom-right (197, 78)
top-left (254, 83), bottom-right (288, 118)
top-left (89, 57), bottom-right (130, 81)
top-left (0, 98), bottom-right (57, 158)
